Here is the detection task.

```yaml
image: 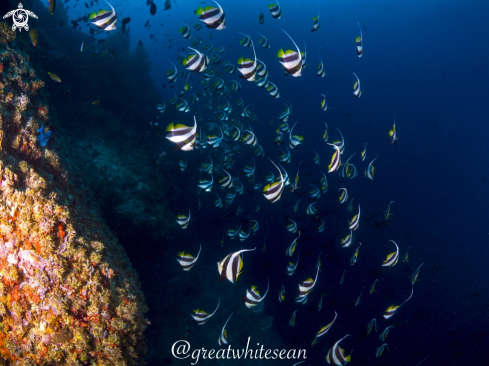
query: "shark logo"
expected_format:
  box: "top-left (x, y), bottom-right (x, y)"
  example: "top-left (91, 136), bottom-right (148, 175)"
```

top-left (3, 3), bottom-right (38, 32)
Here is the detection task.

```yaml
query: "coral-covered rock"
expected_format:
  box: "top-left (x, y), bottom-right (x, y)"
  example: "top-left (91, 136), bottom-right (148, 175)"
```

top-left (0, 37), bottom-right (148, 366)
top-left (0, 22), bottom-right (16, 45)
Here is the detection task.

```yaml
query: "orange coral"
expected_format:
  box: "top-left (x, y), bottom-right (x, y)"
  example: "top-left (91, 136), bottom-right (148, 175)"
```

top-left (57, 223), bottom-right (66, 239)
top-left (10, 286), bottom-right (20, 302)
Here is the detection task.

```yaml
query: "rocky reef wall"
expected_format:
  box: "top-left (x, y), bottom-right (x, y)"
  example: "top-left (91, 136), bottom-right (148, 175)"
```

top-left (0, 21), bottom-right (148, 366)
top-left (22, 0), bottom-right (174, 244)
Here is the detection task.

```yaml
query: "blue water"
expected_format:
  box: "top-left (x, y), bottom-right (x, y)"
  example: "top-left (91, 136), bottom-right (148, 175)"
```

top-left (34, 0), bottom-right (489, 364)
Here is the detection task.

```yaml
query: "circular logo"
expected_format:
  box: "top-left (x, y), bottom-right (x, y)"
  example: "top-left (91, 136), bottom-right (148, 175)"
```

top-left (3, 3), bottom-right (38, 32)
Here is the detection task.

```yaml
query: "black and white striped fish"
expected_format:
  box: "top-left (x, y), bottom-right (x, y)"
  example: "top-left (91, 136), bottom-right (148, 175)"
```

top-left (313, 150), bottom-right (320, 165)
top-left (237, 38), bottom-right (257, 81)
top-left (320, 170), bottom-right (328, 193)
top-left (224, 61), bottom-right (236, 74)
top-left (279, 102), bottom-right (292, 122)
top-left (289, 309), bottom-right (298, 326)
top-left (228, 80), bottom-right (241, 91)
top-left (352, 72), bottom-right (362, 97)
top-left (327, 143), bottom-right (341, 172)
top-left (175, 98), bottom-right (190, 113)
top-left (338, 188), bottom-right (348, 204)
top-left (258, 12), bottom-right (265, 24)
top-left (389, 114), bottom-right (398, 144)
top-left (311, 15), bottom-right (320, 32)
top-left (287, 253), bottom-right (299, 275)
top-left (266, 81), bottom-right (280, 98)
top-left (183, 47), bottom-right (208, 72)
top-left (169, 92), bottom-right (177, 106)
top-left (306, 202), bottom-right (317, 215)
top-left (382, 240), bottom-right (399, 268)
top-left (320, 94), bottom-right (328, 111)
top-left (218, 312), bottom-right (233, 346)
top-left (263, 158), bottom-right (284, 203)
top-left (278, 147), bottom-right (291, 163)
top-left (349, 205), bottom-right (360, 231)
top-left (227, 224), bottom-right (241, 239)
top-left (308, 184), bottom-right (321, 199)
top-left (89, 1), bottom-right (118, 31)
top-left (202, 42), bottom-right (214, 52)
top-left (350, 242), bottom-right (362, 265)
top-left (166, 60), bottom-right (178, 82)
top-left (217, 248), bottom-right (256, 283)
top-left (157, 101), bottom-right (165, 113)
top-left (177, 244), bottom-right (201, 271)
top-left (241, 104), bottom-right (254, 118)
top-left (365, 155), bottom-right (378, 181)
top-left (268, 1), bottom-right (282, 19)
top-left (179, 158), bottom-right (187, 172)
top-left (195, 1), bottom-right (226, 30)
top-left (286, 218), bottom-right (298, 233)
top-left (176, 209), bottom-right (191, 229)
top-left (219, 169), bottom-right (233, 189)
top-left (332, 128), bottom-right (345, 154)
top-left (297, 255), bottom-right (321, 300)
top-left (367, 318), bottom-right (377, 335)
top-left (179, 21), bottom-right (191, 39)
top-left (214, 193), bottom-right (223, 208)
top-left (311, 2), bottom-right (320, 32)
top-left (242, 130), bottom-right (258, 146)
top-left (255, 31), bottom-right (270, 49)
top-left (275, 130), bottom-right (284, 144)
top-left (243, 281), bottom-right (269, 308)
top-left (243, 158), bottom-right (255, 177)
top-left (356, 17), bottom-right (363, 57)
top-left (256, 59), bottom-right (268, 77)
top-left (191, 298), bottom-right (220, 325)
top-left (277, 29), bottom-right (303, 77)
top-left (312, 312), bottom-right (337, 345)
top-left (379, 326), bottom-right (394, 342)
top-left (341, 231), bottom-right (353, 247)
top-left (289, 122), bottom-right (304, 149)
top-left (239, 33), bottom-right (252, 47)
top-left (361, 143), bottom-right (367, 161)
top-left (255, 76), bottom-right (268, 88)
top-left (165, 116), bottom-right (197, 151)
top-left (410, 263), bottom-right (424, 285)
top-left (383, 285), bottom-right (413, 319)
top-left (326, 335), bottom-right (352, 365)
top-left (286, 232), bottom-right (300, 256)
top-left (318, 48), bottom-right (325, 77)
top-left (278, 284), bottom-right (286, 302)
top-left (376, 343), bottom-right (389, 358)
top-left (212, 77), bottom-right (225, 90)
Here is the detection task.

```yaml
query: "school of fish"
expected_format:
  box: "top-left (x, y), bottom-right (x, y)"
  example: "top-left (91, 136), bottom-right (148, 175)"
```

top-left (45, 0), bottom-right (428, 363)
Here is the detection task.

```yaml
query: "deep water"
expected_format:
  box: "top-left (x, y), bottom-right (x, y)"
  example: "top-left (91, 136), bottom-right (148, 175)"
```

top-left (11, 0), bottom-right (489, 365)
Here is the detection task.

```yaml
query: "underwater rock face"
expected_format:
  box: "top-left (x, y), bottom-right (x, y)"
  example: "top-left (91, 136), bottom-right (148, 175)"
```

top-left (0, 22), bottom-right (16, 45)
top-left (0, 41), bottom-right (148, 364)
